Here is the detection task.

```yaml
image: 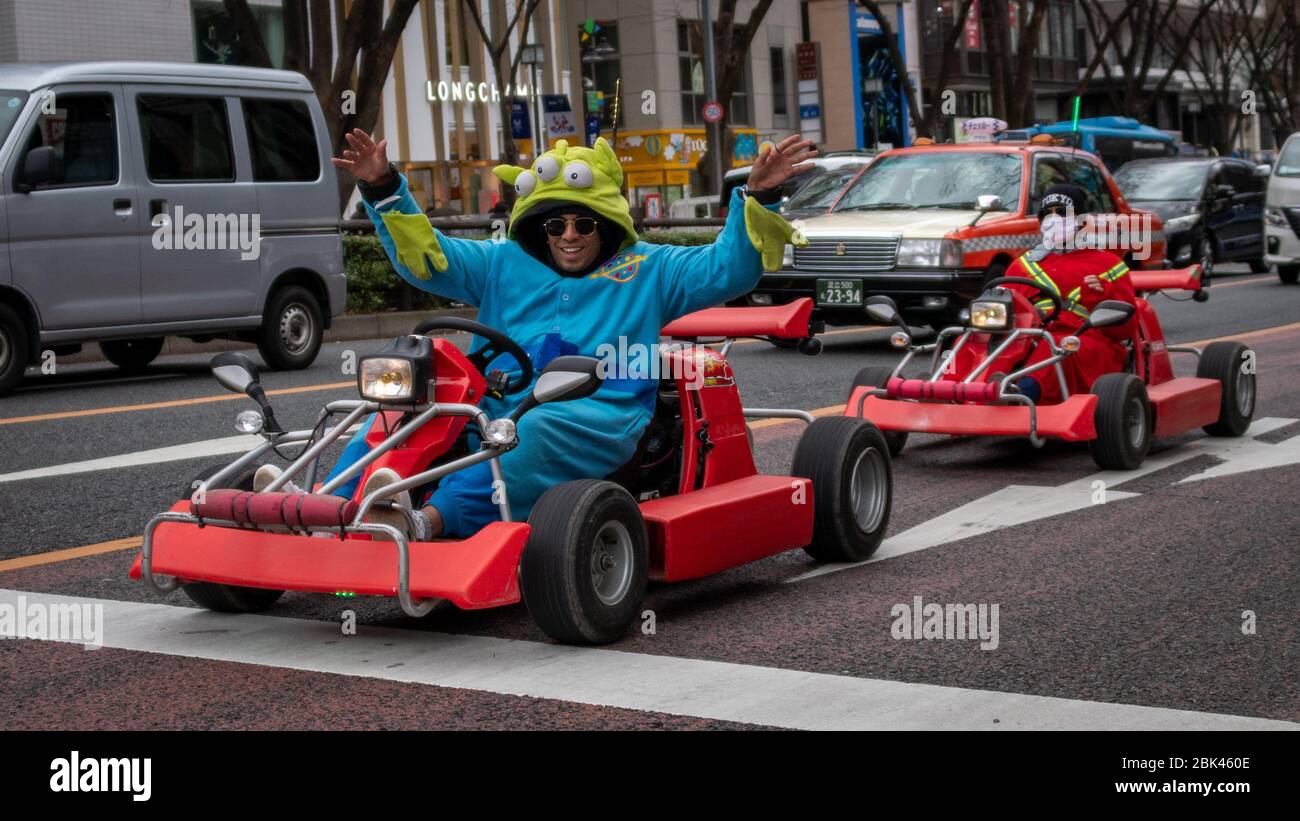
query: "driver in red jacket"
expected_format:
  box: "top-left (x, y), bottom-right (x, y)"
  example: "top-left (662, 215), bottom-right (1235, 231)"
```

top-left (997, 184), bottom-right (1138, 404)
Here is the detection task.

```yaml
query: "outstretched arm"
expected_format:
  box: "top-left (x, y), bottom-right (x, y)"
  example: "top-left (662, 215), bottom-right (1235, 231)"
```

top-left (334, 129), bottom-right (493, 307)
top-left (657, 135), bottom-right (816, 319)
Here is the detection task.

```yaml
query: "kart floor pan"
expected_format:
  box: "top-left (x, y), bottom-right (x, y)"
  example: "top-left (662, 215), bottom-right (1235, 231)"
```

top-left (1148, 377), bottom-right (1221, 438)
top-left (848, 388), bottom-right (1099, 441)
top-left (641, 474), bottom-right (814, 582)
top-left (129, 507), bottom-right (529, 610)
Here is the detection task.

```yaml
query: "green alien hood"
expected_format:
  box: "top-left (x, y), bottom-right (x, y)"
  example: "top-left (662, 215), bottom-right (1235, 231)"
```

top-left (493, 137), bottom-right (637, 253)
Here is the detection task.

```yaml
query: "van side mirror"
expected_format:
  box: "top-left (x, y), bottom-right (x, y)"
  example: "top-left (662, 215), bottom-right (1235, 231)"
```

top-left (17, 146), bottom-right (57, 192)
top-left (1254, 164), bottom-right (1272, 178)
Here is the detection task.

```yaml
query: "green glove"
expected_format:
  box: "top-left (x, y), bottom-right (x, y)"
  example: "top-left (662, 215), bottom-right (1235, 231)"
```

top-left (744, 196), bottom-right (809, 272)
top-left (380, 211), bottom-right (447, 279)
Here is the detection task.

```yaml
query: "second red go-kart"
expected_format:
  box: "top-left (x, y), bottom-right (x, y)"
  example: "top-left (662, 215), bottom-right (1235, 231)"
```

top-left (844, 266), bottom-right (1256, 469)
top-left (131, 299), bottom-right (893, 644)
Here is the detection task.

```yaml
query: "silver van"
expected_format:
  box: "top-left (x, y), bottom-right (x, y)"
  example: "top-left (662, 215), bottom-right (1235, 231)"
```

top-left (0, 62), bottom-right (345, 395)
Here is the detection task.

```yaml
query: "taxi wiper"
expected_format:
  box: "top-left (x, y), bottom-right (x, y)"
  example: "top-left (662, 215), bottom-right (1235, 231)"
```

top-left (841, 202), bottom-right (918, 211)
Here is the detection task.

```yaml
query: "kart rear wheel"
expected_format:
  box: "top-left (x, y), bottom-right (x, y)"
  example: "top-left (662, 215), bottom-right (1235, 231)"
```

top-left (1089, 373), bottom-right (1151, 470)
top-left (179, 464), bottom-right (286, 613)
top-left (1198, 341), bottom-right (1255, 436)
top-left (793, 417), bottom-right (893, 563)
top-left (521, 480), bottom-right (648, 645)
top-left (848, 366), bottom-right (909, 457)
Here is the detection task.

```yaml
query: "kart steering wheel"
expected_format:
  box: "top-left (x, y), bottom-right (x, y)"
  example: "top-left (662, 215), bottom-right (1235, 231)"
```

top-left (412, 316), bottom-right (534, 395)
top-left (983, 276), bottom-right (1064, 325)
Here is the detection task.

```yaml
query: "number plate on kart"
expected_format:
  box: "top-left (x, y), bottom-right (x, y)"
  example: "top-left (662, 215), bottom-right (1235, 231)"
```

top-left (816, 279), bottom-right (863, 307)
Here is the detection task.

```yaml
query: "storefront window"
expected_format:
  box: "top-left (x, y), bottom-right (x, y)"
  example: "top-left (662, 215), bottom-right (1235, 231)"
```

top-left (580, 20), bottom-right (622, 129)
top-left (770, 47), bottom-right (788, 121)
top-left (677, 20), bottom-right (750, 125)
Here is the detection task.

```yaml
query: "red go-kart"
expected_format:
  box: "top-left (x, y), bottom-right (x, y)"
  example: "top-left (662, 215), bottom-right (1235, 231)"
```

top-left (844, 266), bottom-right (1256, 469)
top-left (132, 300), bottom-right (893, 644)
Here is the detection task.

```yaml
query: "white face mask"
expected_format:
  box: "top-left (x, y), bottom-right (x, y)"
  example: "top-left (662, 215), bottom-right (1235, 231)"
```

top-left (1041, 213), bottom-right (1078, 249)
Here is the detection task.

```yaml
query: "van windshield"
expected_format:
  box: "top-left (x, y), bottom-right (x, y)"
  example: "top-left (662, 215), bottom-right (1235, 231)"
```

top-left (0, 91), bottom-right (28, 145)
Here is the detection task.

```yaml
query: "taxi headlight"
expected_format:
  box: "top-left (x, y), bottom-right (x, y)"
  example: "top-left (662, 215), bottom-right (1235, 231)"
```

top-left (969, 300), bottom-right (1010, 330)
top-left (359, 357), bottom-right (415, 402)
top-left (897, 238), bottom-right (963, 267)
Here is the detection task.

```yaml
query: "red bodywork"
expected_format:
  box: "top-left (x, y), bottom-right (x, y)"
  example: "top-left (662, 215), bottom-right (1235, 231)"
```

top-left (845, 267), bottom-right (1223, 443)
top-left (132, 302), bottom-right (818, 608)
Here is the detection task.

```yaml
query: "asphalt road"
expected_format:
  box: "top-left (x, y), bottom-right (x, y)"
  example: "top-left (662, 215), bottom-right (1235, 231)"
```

top-left (1, 264), bottom-right (1297, 730)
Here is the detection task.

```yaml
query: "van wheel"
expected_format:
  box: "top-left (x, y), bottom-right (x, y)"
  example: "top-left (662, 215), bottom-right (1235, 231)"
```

top-left (99, 338), bottom-right (164, 372)
top-left (1249, 259), bottom-right (1269, 273)
top-left (258, 285), bottom-right (322, 370)
top-left (0, 303), bottom-right (30, 396)
top-left (1279, 265), bottom-right (1299, 285)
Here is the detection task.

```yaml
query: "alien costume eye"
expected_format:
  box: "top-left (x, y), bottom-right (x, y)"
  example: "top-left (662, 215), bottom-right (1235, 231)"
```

top-left (514, 170), bottom-right (537, 196)
top-left (562, 161), bottom-right (594, 188)
top-left (534, 156), bottom-right (560, 182)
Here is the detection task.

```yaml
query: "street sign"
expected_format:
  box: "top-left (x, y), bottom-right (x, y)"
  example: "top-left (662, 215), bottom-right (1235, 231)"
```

top-left (799, 105), bottom-right (820, 120)
top-left (702, 100), bottom-right (725, 123)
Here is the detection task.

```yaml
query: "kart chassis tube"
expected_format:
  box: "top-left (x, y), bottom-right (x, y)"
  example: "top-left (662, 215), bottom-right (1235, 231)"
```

top-left (893, 326), bottom-right (1072, 401)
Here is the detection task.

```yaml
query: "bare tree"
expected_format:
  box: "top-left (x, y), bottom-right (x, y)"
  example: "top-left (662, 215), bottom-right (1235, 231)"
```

top-left (220, 0), bottom-right (420, 210)
top-left (1164, 0), bottom-right (1261, 154)
top-left (1078, 0), bottom-right (1219, 121)
top-left (690, 0), bottom-right (775, 194)
top-left (924, 0), bottom-right (976, 139)
top-left (1242, 0), bottom-right (1300, 140)
top-left (461, 0), bottom-right (544, 205)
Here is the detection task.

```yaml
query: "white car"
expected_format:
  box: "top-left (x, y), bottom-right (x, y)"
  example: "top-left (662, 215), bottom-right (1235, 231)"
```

top-left (1264, 132), bottom-right (1300, 284)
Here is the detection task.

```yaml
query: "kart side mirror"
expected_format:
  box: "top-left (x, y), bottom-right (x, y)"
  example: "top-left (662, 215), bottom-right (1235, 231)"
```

top-left (864, 295), bottom-right (902, 327)
top-left (211, 352), bottom-right (260, 394)
top-left (508, 356), bottom-right (603, 424)
top-left (1081, 300), bottom-right (1135, 331)
top-left (534, 357), bottom-right (602, 404)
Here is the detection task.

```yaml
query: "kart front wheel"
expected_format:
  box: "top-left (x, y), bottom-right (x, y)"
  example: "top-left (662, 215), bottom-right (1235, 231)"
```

top-left (179, 464), bottom-right (285, 613)
top-left (848, 366), bottom-right (909, 457)
top-left (1089, 373), bottom-right (1151, 470)
top-left (521, 480), bottom-right (648, 645)
top-left (793, 417), bottom-right (893, 563)
top-left (1198, 341), bottom-right (1255, 436)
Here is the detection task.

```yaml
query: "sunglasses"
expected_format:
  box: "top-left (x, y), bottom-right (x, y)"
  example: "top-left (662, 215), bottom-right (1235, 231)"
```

top-left (543, 217), bottom-right (598, 237)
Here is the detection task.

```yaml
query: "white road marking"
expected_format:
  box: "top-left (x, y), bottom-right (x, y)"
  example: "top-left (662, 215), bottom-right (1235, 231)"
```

top-left (788, 418), bottom-right (1298, 583)
top-left (2, 589), bottom-right (1294, 731)
top-left (0, 426), bottom-right (363, 484)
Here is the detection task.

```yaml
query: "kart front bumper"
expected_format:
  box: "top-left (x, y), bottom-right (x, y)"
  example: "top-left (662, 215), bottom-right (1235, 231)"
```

top-left (129, 502), bottom-right (529, 611)
top-left (846, 386), bottom-right (1099, 441)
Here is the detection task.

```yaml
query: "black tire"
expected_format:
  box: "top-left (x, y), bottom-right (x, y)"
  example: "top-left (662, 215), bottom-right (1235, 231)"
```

top-left (847, 365), bottom-right (909, 457)
top-left (180, 464), bottom-right (285, 613)
top-left (0, 303), bottom-right (30, 397)
top-left (1249, 259), bottom-right (1270, 274)
top-left (99, 337), bottom-right (163, 372)
top-left (1089, 373), bottom-right (1151, 470)
top-left (257, 285), bottom-right (323, 370)
top-left (792, 417), bottom-right (893, 562)
top-left (980, 259), bottom-right (1009, 290)
top-left (521, 480), bottom-right (648, 645)
top-left (1198, 341), bottom-right (1255, 436)
top-left (765, 336), bottom-right (801, 350)
top-left (1279, 265), bottom-right (1300, 285)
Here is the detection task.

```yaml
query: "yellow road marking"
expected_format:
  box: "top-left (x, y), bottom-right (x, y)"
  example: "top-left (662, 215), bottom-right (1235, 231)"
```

top-left (1182, 321), bottom-right (1300, 348)
top-left (0, 536), bottom-right (141, 574)
top-left (0, 381), bottom-right (354, 426)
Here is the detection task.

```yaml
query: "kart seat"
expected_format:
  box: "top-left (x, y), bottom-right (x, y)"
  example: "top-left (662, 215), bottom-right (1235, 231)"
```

top-left (191, 489), bottom-right (360, 530)
top-left (887, 377), bottom-right (1001, 403)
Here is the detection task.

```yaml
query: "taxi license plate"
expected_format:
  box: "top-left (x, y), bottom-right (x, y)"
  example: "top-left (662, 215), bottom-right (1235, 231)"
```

top-left (816, 279), bottom-right (863, 307)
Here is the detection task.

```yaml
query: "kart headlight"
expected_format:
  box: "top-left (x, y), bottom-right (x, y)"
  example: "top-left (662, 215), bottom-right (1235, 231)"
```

top-left (359, 357), bottom-right (415, 401)
top-left (969, 299), bottom-right (1010, 330)
top-left (484, 418), bottom-right (517, 446)
top-left (1265, 206), bottom-right (1286, 226)
top-left (235, 409), bottom-right (264, 434)
top-left (897, 238), bottom-right (962, 267)
top-left (1163, 213), bottom-right (1200, 232)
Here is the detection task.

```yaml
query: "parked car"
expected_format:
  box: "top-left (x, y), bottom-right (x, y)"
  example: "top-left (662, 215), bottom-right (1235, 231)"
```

top-left (749, 142), bottom-right (1166, 328)
top-left (1114, 157), bottom-right (1268, 278)
top-left (778, 158), bottom-right (871, 220)
top-left (0, 61), bottom-right (345, 395)
top-left (718, 154), bottom-right (874, 217)
top-left (1265, 132), bottom-right (1300, 284)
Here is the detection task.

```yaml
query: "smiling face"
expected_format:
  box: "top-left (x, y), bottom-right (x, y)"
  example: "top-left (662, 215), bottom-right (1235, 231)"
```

top-left (544, 213), bottom-right (602, 272)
